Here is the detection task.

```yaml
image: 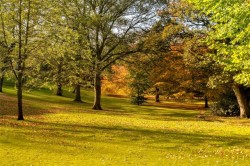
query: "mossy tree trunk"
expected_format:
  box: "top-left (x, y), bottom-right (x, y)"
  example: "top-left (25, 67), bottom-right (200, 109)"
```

top-left (155, 86), bottom-right (160, 102)
top-left (56, 83), bottom-right (63, 96)
top-left (204, 95), bottom-right (209, 108)
top-left (17, 71), bottom-right (24, 120)
top-left (233, 85), bottom-right (250, 118)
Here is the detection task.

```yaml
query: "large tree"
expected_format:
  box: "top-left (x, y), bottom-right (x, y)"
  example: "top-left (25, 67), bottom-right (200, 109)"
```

top-left (81, 0), bottom-right (162, 110)
top-left (0, 0), bottom-right (47, 120)
top-left (189, 0), bottom-right (250, 118)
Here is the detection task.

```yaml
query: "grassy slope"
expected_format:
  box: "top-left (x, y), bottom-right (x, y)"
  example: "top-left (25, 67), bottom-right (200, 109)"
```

top-left (0, 85), bottom-right (250, 166)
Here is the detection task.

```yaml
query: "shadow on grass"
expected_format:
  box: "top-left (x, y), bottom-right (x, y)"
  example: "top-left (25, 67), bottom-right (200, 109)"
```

top-left (1, 89), bottom-right (249, 155)
top-left (2, 119), bottom-right (250, 152)
top-left (1, 86), bottom-right (225, 124)
top-left (1, 91), bottom-right (217, 123)
top-left (100, 101), bottom-right (202, 121)
top-left (145, 102), bottom-right (205, 111)
top-left (2, 85), bottom-right (93, 105)
top-left (0, 93), bottom-right (91, 117)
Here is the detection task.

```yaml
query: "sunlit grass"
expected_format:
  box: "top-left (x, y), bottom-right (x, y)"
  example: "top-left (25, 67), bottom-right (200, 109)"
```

top-left (0, 85), bottom-right (250, 165)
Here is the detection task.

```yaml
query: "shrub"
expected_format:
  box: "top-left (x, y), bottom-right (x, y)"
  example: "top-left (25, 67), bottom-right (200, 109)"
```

top-left (131, 96), bottom-right (147, 105)
top-left (211, 91), bottom-right (240, 117)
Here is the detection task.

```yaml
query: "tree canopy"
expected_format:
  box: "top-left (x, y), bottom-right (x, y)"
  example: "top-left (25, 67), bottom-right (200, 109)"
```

top-left (189, 0), bottom-right (250, 85)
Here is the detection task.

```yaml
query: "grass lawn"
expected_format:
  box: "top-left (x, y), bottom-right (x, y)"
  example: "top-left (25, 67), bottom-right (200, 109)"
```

top-left (0, 86), bottom-right (250, 166)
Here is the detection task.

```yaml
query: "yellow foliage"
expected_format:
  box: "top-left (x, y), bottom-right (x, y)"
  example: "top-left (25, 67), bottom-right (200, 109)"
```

top-left (102, 65), bottom-right (131, 96)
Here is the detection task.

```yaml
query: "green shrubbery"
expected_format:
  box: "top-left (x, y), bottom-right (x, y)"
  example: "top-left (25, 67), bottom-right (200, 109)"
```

top-left (211, 91), bottom-right (240, 117)
top-left (131, 96), bottom-right (147, 105)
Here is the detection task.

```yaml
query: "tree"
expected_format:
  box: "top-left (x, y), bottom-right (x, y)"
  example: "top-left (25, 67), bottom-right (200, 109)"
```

top-left (135, 19), bottom-right (173, 102)
top-left (158, 1), bottom-right (218, 107)
top-left (55, 0), bottom-right (92, 102)
top-left (38, 27), bottom-right (78, 97)
top-left (190, 0), bottom-right (250, 118)
top-left (31, 0), bottom-right (91, 102)
top-left (183, 36), bottom-right (215, 108)
top-left (127, 52), bottom-right (155, 105)
top-left (142, 18), bottom-right (191, 100)
top-left (0, 0), bottom-right (48, 120)
top-left (82, 0), bottom-right (162, 110)
top-left (155, 86), bottom-right (160, 102)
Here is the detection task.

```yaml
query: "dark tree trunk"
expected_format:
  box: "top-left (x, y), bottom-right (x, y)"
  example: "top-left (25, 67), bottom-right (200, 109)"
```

top-left (56, 83), bottom-right (63, 96)
top-left (17, 0), bottom-right (24, 121)
top-left (74, 84), bottom-right (82, 102)
top-left (137, 87), bottom-right (140, 105)
top-left (155, 87), bottom-right (160, 102)
top-left (17, 72), bottom-right (24, 120)
top-left (92, 72), bottom-right (102, 110)
top-left (0, 76), bottom-right (3, 92)
top-left (56, 59), bottom-right (63, 96)
top-left (204, 95), bottom-right (209, 108)
top-left (233, 85), bottom-right (250, 118)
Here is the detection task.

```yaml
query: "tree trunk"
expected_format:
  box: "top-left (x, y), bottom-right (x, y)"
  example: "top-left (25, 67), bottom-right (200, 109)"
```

top-left (137, 87), bottom-right (140, 105)
top-left (17, 0), bottom-right (24, 121)
top-left (56, 83), bottom-right (63, 96)
top-left (232, 85), bottom-right (250, 118)
top-left (56, 59), bottom-right (63, 96)
top-left (204, 95), bottom-right (209, 108)
top-left (74, 84), bottom-right (82, 102)
top-left (155, 87), bottom-right (160, 102)
top-left (0, 76), bottom-right (3, 92)
top-left (17, 72), bottom-right (24, 120)
top-left (92, 72), bottom-right (102, 110)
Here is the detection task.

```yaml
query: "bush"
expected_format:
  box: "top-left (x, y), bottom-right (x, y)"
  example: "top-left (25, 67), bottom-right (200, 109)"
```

top-left (131, 96), bottom-right (147, 105)
top-left (211, 91), bottom-right (240, 117)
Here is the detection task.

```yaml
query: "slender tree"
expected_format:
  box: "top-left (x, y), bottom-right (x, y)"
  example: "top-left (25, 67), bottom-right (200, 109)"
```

top-left (0, 0), bottom-right (48, 120)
